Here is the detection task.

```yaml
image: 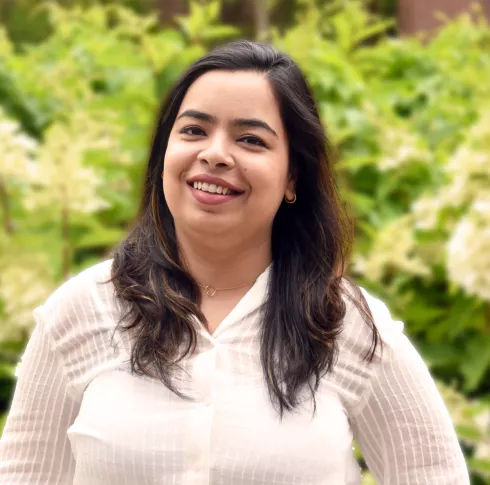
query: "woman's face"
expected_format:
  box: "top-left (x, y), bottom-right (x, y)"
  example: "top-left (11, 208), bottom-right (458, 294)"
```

top-left (163, 70), bottom-right (294, 244)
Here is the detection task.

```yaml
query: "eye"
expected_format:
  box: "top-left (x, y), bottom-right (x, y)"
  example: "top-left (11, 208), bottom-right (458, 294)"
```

top-left (238, 136), bottom-right (267, 148)
top-left (180, 126), bottom-right (206, 137)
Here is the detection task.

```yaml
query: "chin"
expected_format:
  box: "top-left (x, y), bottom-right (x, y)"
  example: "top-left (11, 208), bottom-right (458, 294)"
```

top-left (183, 212), bottom-right (237, 237)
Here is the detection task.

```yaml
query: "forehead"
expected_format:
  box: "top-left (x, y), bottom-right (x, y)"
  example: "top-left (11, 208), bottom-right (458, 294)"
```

top-left (178, 70), bottom-right (283, 127)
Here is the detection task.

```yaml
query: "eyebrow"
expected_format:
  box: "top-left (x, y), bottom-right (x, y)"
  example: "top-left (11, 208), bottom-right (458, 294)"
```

top-left (177, 109), bottom-right (216, 124)
top-left (176, 109), bottom-right (278, 137)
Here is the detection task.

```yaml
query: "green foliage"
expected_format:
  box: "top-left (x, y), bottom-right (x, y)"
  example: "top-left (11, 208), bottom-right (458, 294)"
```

top-left (0, 413), bottom-right (6, 435)
top-left (1, 0), bottom-right (489, 481)
top-left (0, 0), bottom-right (155, 46)
top-left (176, 1), bottom-right (240, 45)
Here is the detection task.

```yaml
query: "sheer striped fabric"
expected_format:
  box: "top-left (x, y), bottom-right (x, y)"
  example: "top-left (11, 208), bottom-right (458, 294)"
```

top-left (0, 260), bottom-right (469, 484)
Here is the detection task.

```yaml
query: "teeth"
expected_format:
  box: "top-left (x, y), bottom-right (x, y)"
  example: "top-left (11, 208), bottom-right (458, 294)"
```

top-left (191, 182), bottom-right (233, 195)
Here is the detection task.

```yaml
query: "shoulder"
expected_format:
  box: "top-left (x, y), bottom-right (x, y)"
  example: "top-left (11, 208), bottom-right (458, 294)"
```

top-left (33, 259), bottom-right (124, 395)
top-left (41, 259), bottom-right (114, 315)
top-left (339, 279), bottom-right (404, 351)
top-left (37, 259), bottom-right (117, 334)
top-left (328, 279), bottom-right (406, 410)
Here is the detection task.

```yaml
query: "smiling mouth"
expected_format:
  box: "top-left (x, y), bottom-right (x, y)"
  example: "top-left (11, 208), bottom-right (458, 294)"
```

top-left (188, 181), bottom-right (240, 195)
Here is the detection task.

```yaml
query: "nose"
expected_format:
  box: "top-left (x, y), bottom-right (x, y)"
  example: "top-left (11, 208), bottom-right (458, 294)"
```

top-left (197, 134), bottom-right (235, 169)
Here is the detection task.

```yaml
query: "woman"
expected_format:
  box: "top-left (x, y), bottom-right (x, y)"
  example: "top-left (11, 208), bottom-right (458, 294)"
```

top-left (0, 40), bottom-right (469, 484)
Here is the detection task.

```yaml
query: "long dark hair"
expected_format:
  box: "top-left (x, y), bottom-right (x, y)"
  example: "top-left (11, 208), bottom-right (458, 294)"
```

top-left (107, 40), bottom-right (380, 418)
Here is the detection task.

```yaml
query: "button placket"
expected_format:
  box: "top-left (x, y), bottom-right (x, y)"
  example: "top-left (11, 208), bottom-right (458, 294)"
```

top-left (185, 341), bottom-right (218, 485)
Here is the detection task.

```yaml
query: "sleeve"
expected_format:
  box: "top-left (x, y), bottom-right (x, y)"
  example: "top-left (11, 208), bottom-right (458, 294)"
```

top-left (349, 295), bottom-right (470, 485)
top-left (0, 307), bottom-right (80, 484)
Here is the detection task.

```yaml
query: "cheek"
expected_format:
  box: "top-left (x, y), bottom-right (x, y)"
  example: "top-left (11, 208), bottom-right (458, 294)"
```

top-left (162, 156), bottom-right (177, 203)
top-left (162, 149), bottom-right (190, 216)
top-left (163, 142), bottom-right (197, 189)
top-left (243, 157), bottom-right (289, 221)
top-left (247, 156), bottom-right (289, 201)
top-left (164, 140), bottom-right (192, 174)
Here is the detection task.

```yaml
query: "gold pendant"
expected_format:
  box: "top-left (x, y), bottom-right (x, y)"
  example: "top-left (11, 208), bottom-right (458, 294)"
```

top-left (205, 286), bottom-right (217, 297)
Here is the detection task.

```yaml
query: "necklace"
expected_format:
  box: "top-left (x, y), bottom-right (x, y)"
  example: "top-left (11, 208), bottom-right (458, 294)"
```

top-left (198, 279), bottom-right (257, 297)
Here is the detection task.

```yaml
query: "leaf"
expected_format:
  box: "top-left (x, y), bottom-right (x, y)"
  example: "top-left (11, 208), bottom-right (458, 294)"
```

top-left (0, 362), bottom-right (16, 379)
top-left (76, 227), bottom-right (125, 250)
top-left (455, 424), bottom-right (483, 442)
top-left (345, 191), bottom-right (376, 214)
top-left (0, 414), bottom-right (6, 435)
top-left (416, 342), bottom-right (459, 368)
top-left (202, 26), bottom-right (240, 41)
top-left (466, 458), bottom-right (490, 478)
top-left (352, 19), bottom-right (396, 47)
top-left (461, 337), bottom-right (490, 392)
top-left (0, 63), bottom-right (44, 137)
top-left (337, 155), bottom-right (378, 171)
top-left (207, 0), bottom-right (221, 22)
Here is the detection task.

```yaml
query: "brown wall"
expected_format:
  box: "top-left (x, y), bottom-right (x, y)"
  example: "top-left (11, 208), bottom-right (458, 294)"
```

top-left (153, 0), bottom-right (188, 26)
top-left (398, 0), bottom-right (490, 35)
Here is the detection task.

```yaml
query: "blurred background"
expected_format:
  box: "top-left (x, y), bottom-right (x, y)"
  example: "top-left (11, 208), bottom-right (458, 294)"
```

top-left (0, 0), bottom-right (489, 483)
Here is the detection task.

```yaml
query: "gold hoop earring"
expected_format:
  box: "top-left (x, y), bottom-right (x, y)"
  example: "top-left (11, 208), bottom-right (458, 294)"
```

top-left (285, 194), bottom-right (297, 204)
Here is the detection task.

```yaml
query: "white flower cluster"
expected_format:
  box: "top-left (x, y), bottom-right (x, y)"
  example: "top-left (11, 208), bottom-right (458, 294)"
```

top-left (23, 111), bottom-right (112, 214)
top-left (411, 109), bottom-right (490, 301)
top-left (444, 146), bottom-right (489, 207)
top-left (353, 215), bottom-right (431, 280)
top-left (0, 108), bottom-right (38, 181)
top-left (411, 195), bottom-right (442, 231)
top-left (447, 203), bottom-right (490, 300)
top-left (0, 255), bottom-right (54, 343)
top-left (377, 124), bottom-right (431, 172)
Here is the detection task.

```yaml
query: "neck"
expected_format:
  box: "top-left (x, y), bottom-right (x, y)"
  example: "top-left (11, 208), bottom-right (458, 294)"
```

top-left (176, 228), bottom-right (272, 291)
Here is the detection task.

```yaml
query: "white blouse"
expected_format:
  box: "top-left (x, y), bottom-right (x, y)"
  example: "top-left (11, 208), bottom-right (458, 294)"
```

top-left (0, 259), bottom-right (469, 485)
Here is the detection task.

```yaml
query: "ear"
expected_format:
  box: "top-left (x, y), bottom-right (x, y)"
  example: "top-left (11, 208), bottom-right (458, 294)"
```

top-left (285, 177), bottom-right (296, 200)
